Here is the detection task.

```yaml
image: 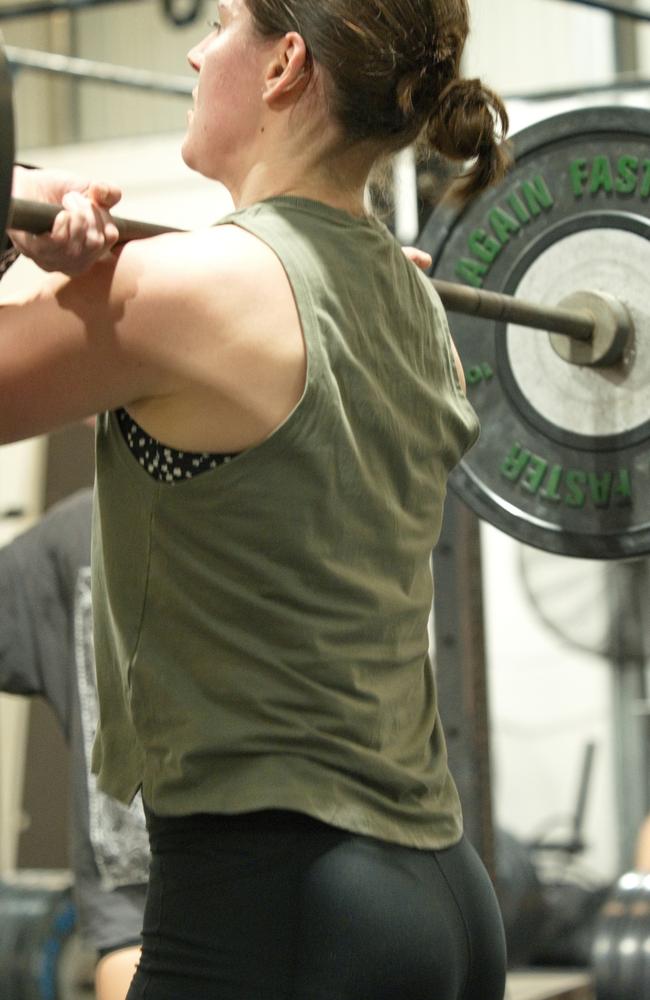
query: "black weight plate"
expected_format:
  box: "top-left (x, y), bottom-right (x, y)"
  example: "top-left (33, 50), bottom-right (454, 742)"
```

top-left (0, 36), bottom-right (14, 250)
top-left (592, 873), bottom-right (650, 1000)
top-left (420, 106), bottom-right (650, 559)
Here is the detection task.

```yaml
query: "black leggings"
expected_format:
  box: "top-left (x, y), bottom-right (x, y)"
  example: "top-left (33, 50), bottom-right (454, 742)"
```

top-left (126, 809), bottom-right (506, 1000)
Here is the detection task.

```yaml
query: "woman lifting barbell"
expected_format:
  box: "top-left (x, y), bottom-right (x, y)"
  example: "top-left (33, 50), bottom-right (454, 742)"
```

top-left (2, 1), bottom-right (510, 997)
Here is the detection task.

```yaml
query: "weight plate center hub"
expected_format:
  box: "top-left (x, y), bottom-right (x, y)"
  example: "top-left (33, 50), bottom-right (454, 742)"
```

top-left (507, 228), bottom-right (649, 439)
top-left (550, 288), bottom-right (632, 369)
top-left (420, 107), bottom-right (650, 559)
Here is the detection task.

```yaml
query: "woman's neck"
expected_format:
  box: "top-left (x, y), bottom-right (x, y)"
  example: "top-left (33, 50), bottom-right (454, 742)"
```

top-left (228, 128), bottom-right (375, 218)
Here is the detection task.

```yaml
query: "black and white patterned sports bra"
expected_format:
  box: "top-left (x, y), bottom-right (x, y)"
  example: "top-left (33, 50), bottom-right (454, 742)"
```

top-left (116, 408), bottom-right (238, 483)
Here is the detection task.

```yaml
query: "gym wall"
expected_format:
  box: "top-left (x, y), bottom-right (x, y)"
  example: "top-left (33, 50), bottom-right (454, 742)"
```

top-left (1, 0), bottom-right (198, 149)
top-left (466, 0), bottom-right (616, 96)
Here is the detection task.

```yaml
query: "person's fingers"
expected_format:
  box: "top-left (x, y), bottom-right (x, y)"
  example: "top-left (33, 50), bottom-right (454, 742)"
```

top-left (104, 221), bottom-right (120, 248)
top-left (69, 190), bottom-right (120, 248)
top-left (49, 209), bottom-right (73, 248)
top-left (13, 214), bottom-right (106, 273)
top-left (28, 171), bottom-right (120, 212)
top-left (86, 181), bottom-right (122, 210)
top-left (84, 185), bottom-right (122, 248)
top-left (17, 215), bottom-right (77, 271)
top-left (8, 186), bottom-right (119, 273)
top-left (61, 191), bottom-right (119, 262)
top-left (62, 191), bottom-right (108, 253)
top-left (401, 246), bottom-right (432, 271)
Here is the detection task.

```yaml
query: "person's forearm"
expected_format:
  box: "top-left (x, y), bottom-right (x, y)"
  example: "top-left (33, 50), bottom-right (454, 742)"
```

top-left (95, 946), bottom-right (140, 1000)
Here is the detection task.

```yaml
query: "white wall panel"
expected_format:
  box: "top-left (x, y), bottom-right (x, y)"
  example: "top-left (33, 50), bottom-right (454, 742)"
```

top-left (482, 525), bottom-right (619, 880)
top-left (2, 0), bottom-right (197, 149)
top-left (0, 2), bottom-right (78, 149)
top-left (74, 1), bottom-right (197, 143)
top-left (631, 16), bottom-right (650, 77)
top-left (466, 0), bottom-right (615, 97)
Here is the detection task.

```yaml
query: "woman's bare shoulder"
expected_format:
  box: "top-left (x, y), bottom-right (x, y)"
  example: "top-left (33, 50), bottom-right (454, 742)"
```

top-left (118, 222), bottom-right (284, 277)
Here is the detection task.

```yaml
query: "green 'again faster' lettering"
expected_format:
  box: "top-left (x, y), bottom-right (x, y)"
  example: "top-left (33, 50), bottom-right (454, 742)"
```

top-left (521, 455), bottom-right (548, 494)
top-left (521, 177), bottom-right (554, 215)
top-left (588, 472), bottom-right (612, 508)
top-left (616, 156), bottom-right (639, 195)
top-left (488, 207), bottom-right (520, 244)
top-left (501, 443), bottom-right (531, 482)
top-left (466, 363), bottom-right (494, 386)
top-left (540, 465), bottom-right (563, 503)
top-left (468, 229), bottom-right (501, 264)
top-left (456, 259), bottom-right (488, 288)
top-left (570, 158), bottom-right (589, 197)
top-left (565, 470), bottom-right (587, 509)
top-left (612, 469), bottom-right (632, 503)
top-left (499, 444), bottom-right (633, 511)
top-left (590, 156), bottom-right (614, 195)
top-left (641, 161), bottom-right (650, 199)
top-left (570, 154), bottom-right (650, 200)
top-left (454, 174), bottom-right (554, 288)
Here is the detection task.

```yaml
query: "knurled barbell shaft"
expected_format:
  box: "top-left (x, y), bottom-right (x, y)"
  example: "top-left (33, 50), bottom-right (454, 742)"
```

top-left (9, 197), bottom-right (596, 344)
top-left (432, 278), bottom-right (594, 342)
top-left (8, 197), bottom-right (178, 243)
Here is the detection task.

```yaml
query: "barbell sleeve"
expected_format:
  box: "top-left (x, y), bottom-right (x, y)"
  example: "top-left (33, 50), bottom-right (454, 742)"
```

top-left (432, 278), bottom-right (595, 342)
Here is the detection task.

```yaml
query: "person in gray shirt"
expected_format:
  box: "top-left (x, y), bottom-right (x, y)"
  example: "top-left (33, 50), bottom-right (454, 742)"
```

top-left (0, 488), bottom-right (148, 1000)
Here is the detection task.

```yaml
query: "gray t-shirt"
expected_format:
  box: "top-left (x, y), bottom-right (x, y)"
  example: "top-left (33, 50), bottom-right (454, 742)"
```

top-left (0, 489), bottom-right (149, 952)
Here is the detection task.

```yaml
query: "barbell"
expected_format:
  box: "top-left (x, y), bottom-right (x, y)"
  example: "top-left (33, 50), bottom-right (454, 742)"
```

top-left (0, 38), bottom-right (647, 559)
top-left (0, 39), bottom-right (625, 352)
top-left (8, 183), bottom-right (629, 365)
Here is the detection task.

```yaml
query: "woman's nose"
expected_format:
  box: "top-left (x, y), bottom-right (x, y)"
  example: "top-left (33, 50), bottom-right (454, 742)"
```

top-left (187, 38), bottom-right (207, 72)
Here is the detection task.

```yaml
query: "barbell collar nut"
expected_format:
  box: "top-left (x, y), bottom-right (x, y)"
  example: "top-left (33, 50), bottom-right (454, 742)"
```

top-left (550, 290), bottom-right (633, 368)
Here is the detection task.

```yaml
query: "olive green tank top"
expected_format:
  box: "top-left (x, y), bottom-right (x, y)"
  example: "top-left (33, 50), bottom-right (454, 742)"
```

top-left (91, 196), bottom-right (479, 849)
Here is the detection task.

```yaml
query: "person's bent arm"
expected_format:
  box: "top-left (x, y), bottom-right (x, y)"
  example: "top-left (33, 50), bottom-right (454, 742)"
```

top-left (0, 213), bottom-right (307, 452)
top-left (0, 230), bottom-right (194, 444)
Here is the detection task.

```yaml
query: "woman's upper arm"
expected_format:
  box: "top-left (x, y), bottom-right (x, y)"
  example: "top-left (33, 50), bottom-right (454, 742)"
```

top-left (0, 232), bottom-right (196, 445)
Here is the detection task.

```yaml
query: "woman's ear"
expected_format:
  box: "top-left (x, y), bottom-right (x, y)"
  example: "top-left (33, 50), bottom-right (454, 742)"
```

top-left (263, 32), bottom-right (309, 106)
